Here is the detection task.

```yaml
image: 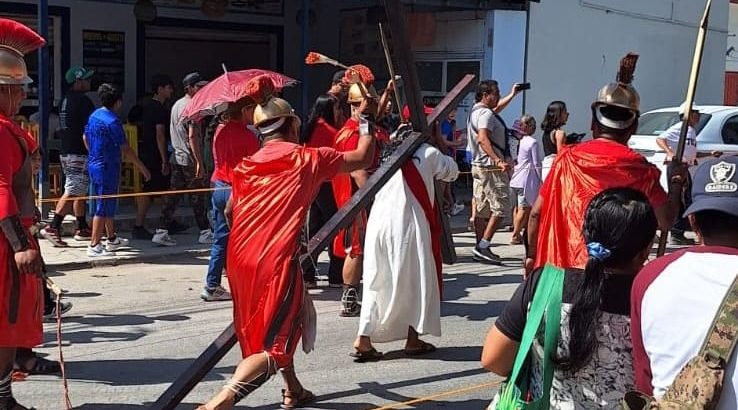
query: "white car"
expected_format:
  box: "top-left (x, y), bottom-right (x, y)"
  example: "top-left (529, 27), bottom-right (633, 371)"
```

top-left (628, 105), bottom-right (738, 189)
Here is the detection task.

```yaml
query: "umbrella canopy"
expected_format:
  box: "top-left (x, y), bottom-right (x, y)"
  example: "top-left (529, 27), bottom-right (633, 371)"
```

top-left (181, 69), bottom-right (297, 122)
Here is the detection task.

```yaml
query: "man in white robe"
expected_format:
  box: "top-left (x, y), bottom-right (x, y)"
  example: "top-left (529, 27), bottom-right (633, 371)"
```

top-left (351, 142), bottom-right (459, 361)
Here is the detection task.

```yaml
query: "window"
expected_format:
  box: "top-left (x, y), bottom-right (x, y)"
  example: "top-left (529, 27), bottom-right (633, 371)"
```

top-left (446, 61), bottom-right (480, 92)
top-left (722, 115), bottom-right (738, 145)
top-left (415, 61), bottom-right (443, 93)
top-left (636, 111), bottom-right (711, 136)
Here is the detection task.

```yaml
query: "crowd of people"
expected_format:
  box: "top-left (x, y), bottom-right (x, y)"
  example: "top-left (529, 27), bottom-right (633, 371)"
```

top-left (2, 16), bottom-right (738, 410)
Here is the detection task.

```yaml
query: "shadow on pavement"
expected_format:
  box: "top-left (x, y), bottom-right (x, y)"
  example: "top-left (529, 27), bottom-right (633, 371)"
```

top-left (443, 273), bottom-right (521, 302)
top-left (63, 313), bottom-right (189, 327)
top-left (442, 300), bottom-right (508, 321)
top-left (57, 358), bottom-right (232, 386)
top-left (378, 345), bottom-right (482, 363)
top-left (416, 398), bottom-right (491, 408)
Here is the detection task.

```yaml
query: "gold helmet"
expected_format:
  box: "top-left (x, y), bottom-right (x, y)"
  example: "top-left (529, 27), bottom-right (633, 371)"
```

top-left (0, 19), bottom-right (46, 85)
top-left (592, 53), bottom-right (640, 130)
top-left (253, 96), bottom-right (300, 134)
top-left (347, 82), bottom-right (379, 104)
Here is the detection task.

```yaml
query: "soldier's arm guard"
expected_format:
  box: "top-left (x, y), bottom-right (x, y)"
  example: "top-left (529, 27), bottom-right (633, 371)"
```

top-left (0, 215), bottom-right (30, 252)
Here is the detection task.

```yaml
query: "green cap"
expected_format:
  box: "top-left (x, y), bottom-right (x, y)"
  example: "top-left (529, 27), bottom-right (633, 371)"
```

top-left (65, 66), bottom-right (94, 84)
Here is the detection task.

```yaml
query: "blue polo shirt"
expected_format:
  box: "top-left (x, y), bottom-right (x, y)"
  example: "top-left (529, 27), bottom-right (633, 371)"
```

top-left (85, 107), bottom-right (127, 182)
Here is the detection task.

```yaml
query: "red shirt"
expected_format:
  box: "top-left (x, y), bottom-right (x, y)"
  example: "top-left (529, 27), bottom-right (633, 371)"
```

top-left (306, 118), bottom-right (337, 149)
top-left (211, 121), bottom-right (259, 184)
top-left (535, 138), bottom-right (667, 269)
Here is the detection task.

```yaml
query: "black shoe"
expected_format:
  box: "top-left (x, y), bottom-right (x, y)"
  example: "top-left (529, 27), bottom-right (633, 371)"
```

top-left (166, 220), bottom-right (189, 234)
top-left (472, 246), bottom-right (503, 265)
top-left (132, 226), bottom-right (153, 240)
top-left (670, 232), bottom-right (696, 246)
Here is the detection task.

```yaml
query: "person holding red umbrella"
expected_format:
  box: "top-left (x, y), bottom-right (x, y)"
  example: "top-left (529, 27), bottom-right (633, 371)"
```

top-left (196, 77), bottom-right (376, 410)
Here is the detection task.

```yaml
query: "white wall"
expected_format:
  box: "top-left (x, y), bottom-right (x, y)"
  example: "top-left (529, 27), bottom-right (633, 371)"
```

top-left (727, 3), bottom-right (738, 72)
top-left (490, 10), bottom-right (527, 126)
top-left (527, 0), bottom-right (729, 135)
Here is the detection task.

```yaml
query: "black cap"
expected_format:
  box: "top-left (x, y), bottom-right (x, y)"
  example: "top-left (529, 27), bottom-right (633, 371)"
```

top-left (332, 70), bottom-right (346, 85)
top-left (685, 156), bottom-right (738, 218)
top-left (183, 72), bottom-right (207, 88)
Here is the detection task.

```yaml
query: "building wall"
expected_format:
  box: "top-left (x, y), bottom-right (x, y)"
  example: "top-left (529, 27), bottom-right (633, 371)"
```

top-left (527, 0), bottom-right (729, 135)
top-left (727, 2), bottom-right (738, 72)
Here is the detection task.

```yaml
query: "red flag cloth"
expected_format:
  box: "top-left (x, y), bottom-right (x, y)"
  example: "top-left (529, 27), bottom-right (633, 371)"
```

top-left (180, 69), bottom-right (297, 123)
top-left (226, 141), bottom-right (343, 368)
top-left (0, 114), bottom-right (42, 348)
top-left (534, 138), bottom-right (667, 269)
top-left (401, 161), bottom-right (443, 297)
top-left (210, 121), bottom-right (259, 184)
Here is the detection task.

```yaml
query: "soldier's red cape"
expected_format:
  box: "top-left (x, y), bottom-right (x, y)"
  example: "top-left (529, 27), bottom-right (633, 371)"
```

top-left (534, 139), bottom-right (667, 270)
top-left (226, 141), bottom-right (343, 368)
top-left (0, 114), bottom-right (42, 348)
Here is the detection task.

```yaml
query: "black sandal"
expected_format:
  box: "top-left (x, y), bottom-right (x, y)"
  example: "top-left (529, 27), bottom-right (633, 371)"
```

top-left (13, 357), bottom-right (60, 375)
top-left (280, 388), bottom-right (316, 409)
top-left (404, 341), bottom-right (437, 356)
top-left (349, 347), bottom-right (383, 363)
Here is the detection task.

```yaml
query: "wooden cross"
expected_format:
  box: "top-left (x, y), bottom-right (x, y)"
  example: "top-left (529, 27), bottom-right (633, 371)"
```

top-left (149, 1), bottom-right (476, 408)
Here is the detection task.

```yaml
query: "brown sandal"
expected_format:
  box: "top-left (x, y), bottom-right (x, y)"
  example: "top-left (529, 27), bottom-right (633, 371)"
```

top-left (280, 388), bottom-right (316, 409)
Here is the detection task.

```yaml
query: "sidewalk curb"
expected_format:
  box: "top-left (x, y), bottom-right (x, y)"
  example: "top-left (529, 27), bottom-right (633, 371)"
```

top-left (47, 247), bottom-right (212, 271)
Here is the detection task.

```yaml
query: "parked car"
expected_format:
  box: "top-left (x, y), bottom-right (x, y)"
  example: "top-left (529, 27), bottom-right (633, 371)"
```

top-left (628, 105), bottom-right (738, 189)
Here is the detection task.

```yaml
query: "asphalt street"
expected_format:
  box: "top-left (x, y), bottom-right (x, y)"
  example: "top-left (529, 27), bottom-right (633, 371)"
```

top-left (15, 231), bottom-right (524, 409)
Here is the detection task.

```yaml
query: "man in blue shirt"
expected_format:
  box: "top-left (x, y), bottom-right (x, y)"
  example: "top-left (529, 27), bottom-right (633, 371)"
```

top-left (84, 84), bottom-right (150, 257)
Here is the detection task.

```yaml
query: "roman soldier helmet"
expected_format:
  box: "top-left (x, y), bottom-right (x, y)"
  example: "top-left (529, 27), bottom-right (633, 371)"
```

top-left (344, 64), bottom-right (379, 104)
top-left (0, 19), bottom-right (46, 85)
top-left (592, 53), bottom-right (641, 130)
top-left (249, 74), bottom-right (300, 135)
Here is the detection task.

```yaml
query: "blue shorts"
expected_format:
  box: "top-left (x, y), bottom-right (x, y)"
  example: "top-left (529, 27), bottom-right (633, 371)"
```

top-left (90, 173), bottom-right (119, 218)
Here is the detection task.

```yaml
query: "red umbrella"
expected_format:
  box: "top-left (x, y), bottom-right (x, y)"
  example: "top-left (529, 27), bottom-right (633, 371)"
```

top-left (181, 69), bottom-right (297, 122)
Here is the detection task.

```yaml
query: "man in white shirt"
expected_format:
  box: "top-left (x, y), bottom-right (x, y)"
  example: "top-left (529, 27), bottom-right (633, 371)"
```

top-left (466, 80), bottom-right (522, 264)
top-left (656, 106), bottom-right (699, 245)
top-left (631, 156), bottom-right (738, 408)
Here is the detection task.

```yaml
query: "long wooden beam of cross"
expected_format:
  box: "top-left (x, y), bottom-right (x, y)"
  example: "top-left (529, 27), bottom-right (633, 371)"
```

top-left (149, 2), bottom-right (475, 409)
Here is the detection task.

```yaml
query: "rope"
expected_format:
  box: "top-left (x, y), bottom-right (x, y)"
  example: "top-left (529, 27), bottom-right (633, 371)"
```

top-left (46, 277), bottom-right (73, 410)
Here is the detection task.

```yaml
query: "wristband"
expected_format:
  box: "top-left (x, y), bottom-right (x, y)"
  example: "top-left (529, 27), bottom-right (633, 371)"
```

top-left (0, 215), bottom-right (30, 252)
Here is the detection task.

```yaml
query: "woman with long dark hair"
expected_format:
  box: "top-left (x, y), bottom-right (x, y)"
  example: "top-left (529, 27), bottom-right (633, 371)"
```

top-left (302, 94), bottom-right (346, 288)
top-left (540, 101), bottom-right (569, 181)
top-left (482, 187), bottom-right (658, 408)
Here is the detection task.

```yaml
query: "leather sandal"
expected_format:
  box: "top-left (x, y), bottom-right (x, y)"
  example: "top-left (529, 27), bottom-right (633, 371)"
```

top-left (280, 388), bottom-right (316, 409)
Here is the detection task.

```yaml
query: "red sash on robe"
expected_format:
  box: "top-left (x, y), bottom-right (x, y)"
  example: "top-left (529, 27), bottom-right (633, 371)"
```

top-left (534, 139), bottom-right (667, 269)
top-left (401, 161), bottom-right (443, 298)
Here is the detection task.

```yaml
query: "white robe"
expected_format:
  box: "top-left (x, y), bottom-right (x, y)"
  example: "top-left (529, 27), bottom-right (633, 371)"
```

top-left (358, 143), bottom-right (459, 343)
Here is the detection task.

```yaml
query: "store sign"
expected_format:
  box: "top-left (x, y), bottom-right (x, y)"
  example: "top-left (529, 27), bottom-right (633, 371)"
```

top-left (83, 30), bottom-right (125, 89)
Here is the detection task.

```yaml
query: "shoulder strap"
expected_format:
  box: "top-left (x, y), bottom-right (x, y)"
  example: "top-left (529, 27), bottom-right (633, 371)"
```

top-left (700, 275), bottom-right (738, 367)
top-left (507, 265), bottom-right (565, 385)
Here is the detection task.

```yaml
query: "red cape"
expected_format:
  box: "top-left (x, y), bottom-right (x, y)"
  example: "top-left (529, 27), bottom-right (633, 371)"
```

top-left (534, 139), bottom-right (667, 269)
top-left (227, 142), bottom-right (343, 367)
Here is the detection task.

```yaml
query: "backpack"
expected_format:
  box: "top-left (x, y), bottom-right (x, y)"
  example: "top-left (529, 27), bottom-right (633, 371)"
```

top-left (468, 105), bottom-right (512, 161)
top-left (622, 275), bottom-right (738, 410)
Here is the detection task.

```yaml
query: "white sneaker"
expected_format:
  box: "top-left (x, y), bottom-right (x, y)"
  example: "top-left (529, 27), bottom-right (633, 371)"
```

top-left (198, 229), bottom-right (215, 244)
top-left (201, 286), bottom-right (232, 302)
top-left (105, 236), bottom-right (130, 252)
top-left (451, 203), bottom-right (465, 216)
top-left (152, 229), bottom-right (177, 246)
top-left (87, 243), bottom-right (116, 257)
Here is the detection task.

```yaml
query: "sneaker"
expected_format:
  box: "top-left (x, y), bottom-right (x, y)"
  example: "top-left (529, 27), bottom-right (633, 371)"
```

top-left (87, 243), bottom-right (116, 257)
top-left (152, 229), bottom-right (177, 246)
top-left (73, 228), bottom-right (92, 241)
top-left (340, 286), bottom-right (361, 317)
top-left (472, 246), bottom-right (503, 265)
top-left (198, 229), bottom-right (215, 244)
top-left (451, 203), bottom-right (465, 216)
top-left (132, 226), bottom-right (153, 240)
top-left (43, 301), bottom-right (73, 322)
top-left (670, 233), bottom-right (696, 246)
top-left (200, 286), bottom-right (232, 302)
top-left (40, 227), bottom-right (68, 247)
top-left (105, 236), bottom-right (130, 252)
top-left (167, 220), bottom-right (189, 235)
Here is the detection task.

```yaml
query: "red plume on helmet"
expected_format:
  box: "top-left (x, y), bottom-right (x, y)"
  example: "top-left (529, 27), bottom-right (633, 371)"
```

top-left (0, 18), bottom-right (45, 55)
top-left (343, 65), bottom-right (374, 86)
top-left (244, 74), bottom-right (275, 105)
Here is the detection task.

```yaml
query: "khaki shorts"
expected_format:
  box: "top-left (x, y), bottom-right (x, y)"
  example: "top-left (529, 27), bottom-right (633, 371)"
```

top-left (472, 165), bottom-right (510, 218)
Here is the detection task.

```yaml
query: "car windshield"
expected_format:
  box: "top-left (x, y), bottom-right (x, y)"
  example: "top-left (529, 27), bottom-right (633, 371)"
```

top-left (636, 111), bottom-right (711, 136)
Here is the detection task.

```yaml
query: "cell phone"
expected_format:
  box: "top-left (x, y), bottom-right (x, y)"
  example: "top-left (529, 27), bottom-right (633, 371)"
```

top-left (516, 83), bottom-right (531, 91)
